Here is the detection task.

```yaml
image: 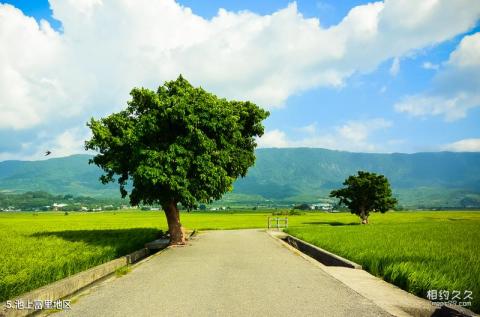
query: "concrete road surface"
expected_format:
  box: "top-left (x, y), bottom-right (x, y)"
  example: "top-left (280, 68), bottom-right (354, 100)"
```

top-left (55, 229), bottom-right (391, 317)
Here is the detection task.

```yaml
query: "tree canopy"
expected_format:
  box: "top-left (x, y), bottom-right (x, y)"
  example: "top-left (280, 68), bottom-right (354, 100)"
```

top-left (330, 171), bottom-right (397, 224)
top-left (85, 75), bottom-right (269, 243)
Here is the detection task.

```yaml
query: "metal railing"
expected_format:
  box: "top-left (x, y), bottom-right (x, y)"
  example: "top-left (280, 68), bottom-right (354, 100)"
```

top-left (267, 216), bottom-right (288, 229)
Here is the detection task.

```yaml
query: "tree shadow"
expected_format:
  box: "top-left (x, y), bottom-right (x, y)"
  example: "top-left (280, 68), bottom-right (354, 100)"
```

top-left (301, 221), bottom-right (360, 226)
top-left (30, 228), bottom-right (164, 256)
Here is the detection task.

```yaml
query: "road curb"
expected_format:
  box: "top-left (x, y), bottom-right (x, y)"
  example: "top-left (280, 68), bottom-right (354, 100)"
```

top-left (268, 230), bottom-right (362, 269)
top-left (267, 230), bottom-right (477, 317)
top-left (0, 240), bottom-right (169, 317)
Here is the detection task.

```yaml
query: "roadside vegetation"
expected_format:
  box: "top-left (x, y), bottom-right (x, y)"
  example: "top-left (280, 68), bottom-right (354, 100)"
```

top-left (0, 209), bottom-right (273, 301)
top-left (0, 211), bottom-right (161, 302)
top-left (285, 211), bottom-right (480, 312)
top-left (1, 210), bottom-right (479, 313)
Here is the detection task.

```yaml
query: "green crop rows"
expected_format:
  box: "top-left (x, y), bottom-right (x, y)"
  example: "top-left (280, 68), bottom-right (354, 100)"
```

top-left (286, 211), bottom-right (480, 313)
top-left (1, 210), bottom-right (479, 313)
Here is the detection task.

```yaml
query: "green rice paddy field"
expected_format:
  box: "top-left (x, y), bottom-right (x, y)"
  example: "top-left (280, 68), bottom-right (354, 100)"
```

top-left (285, 211), bottom-right (480, 313)
top-left (0, 210), bottom-right (479, 312)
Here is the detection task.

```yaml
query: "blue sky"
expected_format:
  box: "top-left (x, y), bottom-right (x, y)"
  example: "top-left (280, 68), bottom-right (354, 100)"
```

top-left (0, 0), bottom-right (479, 160)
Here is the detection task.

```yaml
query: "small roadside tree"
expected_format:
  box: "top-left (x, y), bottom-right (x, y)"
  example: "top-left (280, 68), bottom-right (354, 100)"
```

top-left (329, 171), bottom-right (397, 224)
top-left (85, 76), bottom-right (269, 244)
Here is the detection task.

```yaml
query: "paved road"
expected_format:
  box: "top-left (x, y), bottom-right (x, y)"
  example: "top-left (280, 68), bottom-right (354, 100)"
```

top-left (56, 230), bottom-right (391, 317)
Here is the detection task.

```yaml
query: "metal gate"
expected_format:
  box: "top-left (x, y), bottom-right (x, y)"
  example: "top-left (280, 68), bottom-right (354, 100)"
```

top-left (267, 216), bottom-right (288, 229)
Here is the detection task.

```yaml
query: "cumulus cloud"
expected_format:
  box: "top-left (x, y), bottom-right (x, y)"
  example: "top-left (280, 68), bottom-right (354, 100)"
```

top-left (256, 129), bottom-right (290, 148)
top-left (258, 118), bottom-right (392, 152)
top-left (395, 32), bottom-right (480, 121)
top-left (46, 128), bottom-right (92, 158)
top-left (0, 5), bottom-right (66, 130)
top-left (395, 94), bottom-right (479, 121)
top-left (1, 0), bottom-right (479, 129)
top-left (1, 0), bottom-right (480, 159)
top-left (0, 127), bottom-right (92, 161)
top-left (337, 118), bottom-right (391, 143)
top-left (443, 138), bottom-right (480, 152)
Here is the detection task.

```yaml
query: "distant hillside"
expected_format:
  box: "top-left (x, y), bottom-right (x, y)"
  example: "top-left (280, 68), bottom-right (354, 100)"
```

top-left (0, 155), bottom-right (118, 197)
top-left (1, 149), bottom-right (479, 208)
top-left (234, 148), bottom-right (480, 207)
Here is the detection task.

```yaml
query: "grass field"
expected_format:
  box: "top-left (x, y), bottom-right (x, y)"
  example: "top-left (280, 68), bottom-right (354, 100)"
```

top-left (0, 210), bottom-right (276, 302)
top-left (285, 211), bottom-right (480, 313)
top-left (0, 210), bottom-right (479, 313)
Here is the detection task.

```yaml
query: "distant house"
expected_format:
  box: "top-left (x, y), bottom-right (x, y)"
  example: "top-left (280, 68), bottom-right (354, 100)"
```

top-left (310, 203), bottom-right (333, 212)
top-left (52, 203), bottom-right (68, 211)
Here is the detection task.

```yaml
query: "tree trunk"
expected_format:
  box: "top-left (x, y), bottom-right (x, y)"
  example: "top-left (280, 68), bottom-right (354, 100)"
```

top-left (163, 201), bottom-right (186, 245)
top-left (361, 215), bottom-right (369, 224)
top-left (359, 208), bottom-right (369, 225)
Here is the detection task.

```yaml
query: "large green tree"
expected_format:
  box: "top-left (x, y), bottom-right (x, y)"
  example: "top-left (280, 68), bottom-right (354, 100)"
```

top-left (330, 171), bottom-right (397, 224)
top-left (85, 76), bottom-right (269, 244)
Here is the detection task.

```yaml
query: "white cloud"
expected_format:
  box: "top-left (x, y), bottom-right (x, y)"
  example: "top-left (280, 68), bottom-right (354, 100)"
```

top-left (47, 128), bottom-right (92, 158)
top-left (258, 118), bottom-right (392, 152)
top-left (443, 138), bottom-right (480, 152)
top-left (0, 127), bottom-right (91, 161)
top-left (337, 118), bottom-right (391, 143)
top-left (0, 5), bottom-right (67, 130)
top-left (256, 129), bottom-right (290, 148)
top-left (1, 0), bottom-right (480, 160)
top-left (0, 0), bottom-right (479, 133)
top-left (395, 32), bottom-right (480, 121)
top-left (449, 33), bottom-right (480, 67)
top-left (422, 61), bottom-right (439, 70)
top-left (297, 123), bottom-right (317, 134)
top-left (389, 57), bottom-right (400, 76)
top-left (395, 94), bottom-right (480, 121)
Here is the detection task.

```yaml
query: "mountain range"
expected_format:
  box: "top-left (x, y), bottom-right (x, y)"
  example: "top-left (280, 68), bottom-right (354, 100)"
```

top-left (1, 148), bottom-right (479, 208)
